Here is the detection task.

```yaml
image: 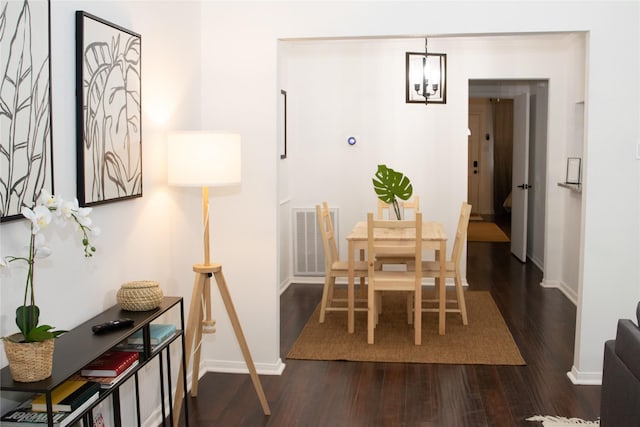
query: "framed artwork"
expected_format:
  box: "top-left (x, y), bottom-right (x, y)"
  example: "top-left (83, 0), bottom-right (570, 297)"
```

top-left (566, 157), bottom-right (581, 184)
top-left (279, 89), bottom-right (287, 159)
top-left (76, 11), bottom-right (142, 206)
top-left (0, 0), bottom-right (54, 222)
top-left (405, 52), bottom-right (447, 104)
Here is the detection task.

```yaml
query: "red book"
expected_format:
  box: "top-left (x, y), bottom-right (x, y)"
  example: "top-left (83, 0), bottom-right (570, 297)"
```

top-left (81, 351), bottom-right (139, 377)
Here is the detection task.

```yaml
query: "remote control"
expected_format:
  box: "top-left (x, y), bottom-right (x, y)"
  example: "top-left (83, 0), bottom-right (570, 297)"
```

top-left (92, 318), bottom-right (134, 334)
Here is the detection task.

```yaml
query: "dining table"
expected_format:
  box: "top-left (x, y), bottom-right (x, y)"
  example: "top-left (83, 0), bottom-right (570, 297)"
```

top-left (345, 220), bottom-right (448, 335)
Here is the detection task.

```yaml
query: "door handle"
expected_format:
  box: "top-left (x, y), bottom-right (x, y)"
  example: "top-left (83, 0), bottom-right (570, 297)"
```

top-left (517, 184), bottom-right (532, 189)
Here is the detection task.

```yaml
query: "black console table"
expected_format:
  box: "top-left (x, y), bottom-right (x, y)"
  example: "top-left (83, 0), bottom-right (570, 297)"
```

top-left (0, 297), bottom-right (189, 427)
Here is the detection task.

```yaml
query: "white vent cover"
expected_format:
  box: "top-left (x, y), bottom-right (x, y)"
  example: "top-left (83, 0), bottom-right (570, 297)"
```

top-left (292, 207), bottom-right (338, 276)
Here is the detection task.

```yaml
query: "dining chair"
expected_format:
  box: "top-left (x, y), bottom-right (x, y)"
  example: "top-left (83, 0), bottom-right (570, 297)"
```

top-left (316, 202), bottom-right (368, 323)
top-left (376, 196), bottom-right (420, 220)
top-left (375, 196), bottom-right (421, 268)
top-left (367, 212), bottom-right (423, 345)
top-left (419, 202), bottom-right (472, 325)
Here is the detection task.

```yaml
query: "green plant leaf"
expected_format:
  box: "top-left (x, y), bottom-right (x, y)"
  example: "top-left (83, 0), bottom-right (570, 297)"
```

top-left (24, 325), bottom-right (65, 342)
top-left (372, 165), bottom-right (413, 219)
top-left (15, 305), bottom-right (39, 338)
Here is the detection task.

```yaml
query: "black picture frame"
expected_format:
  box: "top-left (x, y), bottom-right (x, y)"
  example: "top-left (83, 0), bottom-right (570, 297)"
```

top-left (76, 11), bottom-right (142, 207)
top-left (405, 52), bottom-right (447, 104)
top-left (1, 0), bottom-right (54, 222)
top-left (280, 89), bottom-right (287, 159)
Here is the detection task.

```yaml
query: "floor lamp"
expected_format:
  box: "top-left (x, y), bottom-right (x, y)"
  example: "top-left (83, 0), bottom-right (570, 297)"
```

top-left (167, 131), bottom-right (270, 424)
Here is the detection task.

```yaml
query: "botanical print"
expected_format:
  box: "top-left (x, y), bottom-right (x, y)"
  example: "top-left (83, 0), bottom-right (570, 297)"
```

top-left (77, 12), bottom-right (142, 206)
top-left (0, 0), bottom-right (53, 221)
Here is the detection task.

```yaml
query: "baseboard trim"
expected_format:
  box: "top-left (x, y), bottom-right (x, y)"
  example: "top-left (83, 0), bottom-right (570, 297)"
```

top-left (541, 279), bottom-right (578, 306)
top-left (202, 357), bottom-right (286, 376)
top-left (567, 366), bottom-right (602, 385)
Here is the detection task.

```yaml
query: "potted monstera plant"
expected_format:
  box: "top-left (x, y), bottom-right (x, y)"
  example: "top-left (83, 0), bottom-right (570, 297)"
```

top-left (1, 191), bottom-right (99, 382)
top-left (372, 164), bottom-right (413, 220)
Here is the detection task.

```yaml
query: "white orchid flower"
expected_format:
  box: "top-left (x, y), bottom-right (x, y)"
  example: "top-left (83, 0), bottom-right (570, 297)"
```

top-left (75, 207), bottom-right (93, 228)
top-left (22, 205), bottom-right (52, 234)
top-left (39, 190), bottom-right (61, 211)
top-left (62, 199), bottom-right (93, 230)
top-left (0, 257), bottom-right (8, 268)
top-left (60, 198), bottom-right (78, 219)
top-left (33, 234), bottom-right (52, 259)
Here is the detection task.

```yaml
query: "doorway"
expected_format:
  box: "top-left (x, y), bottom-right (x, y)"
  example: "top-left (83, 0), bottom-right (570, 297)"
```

top-left (468, 80), bottom-right (548, 267)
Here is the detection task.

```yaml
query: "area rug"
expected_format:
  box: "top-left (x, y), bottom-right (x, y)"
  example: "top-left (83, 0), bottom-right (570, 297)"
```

top-left (467, 221), bottom-right (510, 242)
top-left (287, 290), bottom-right (525, 365)
top-left (526, 415), bottom-right (599, 426)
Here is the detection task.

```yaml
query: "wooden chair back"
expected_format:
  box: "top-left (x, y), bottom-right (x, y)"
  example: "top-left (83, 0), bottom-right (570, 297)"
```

top-left (376, 196), bottom-right (420, 220)
top-left (316, 202), bottom-right (368, 324)
top-left (316, 202), bottom-right (339, 270)
top-left (451, 202), bottom-right (472, 265)
top-left (419, 202), bottom-right (471, 327)
top-left (367, 212), bottom-right (423, 344)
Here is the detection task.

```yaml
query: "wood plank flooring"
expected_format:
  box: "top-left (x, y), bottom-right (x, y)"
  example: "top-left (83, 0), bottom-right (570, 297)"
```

top-left (176, 239), bottom-right (601, 426)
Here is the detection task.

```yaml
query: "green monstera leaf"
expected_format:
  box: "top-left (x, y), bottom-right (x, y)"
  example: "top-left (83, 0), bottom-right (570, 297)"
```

top-left (372, 164), bottom-right (413, 219)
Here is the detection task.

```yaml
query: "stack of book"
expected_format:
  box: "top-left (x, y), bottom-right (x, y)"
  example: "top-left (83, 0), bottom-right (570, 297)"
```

top-left (0, 379), bottom-right (100, 426)
top-left (77, 350), bottom-right (139, 389)
top-left (115, 323), bottom-right (176, 352)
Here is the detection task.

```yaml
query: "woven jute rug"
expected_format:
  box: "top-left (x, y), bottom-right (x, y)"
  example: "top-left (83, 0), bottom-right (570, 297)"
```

top-left (467, 222), bottom-right (510, 242)
top-left (287, 290), bottom-right (525, 365)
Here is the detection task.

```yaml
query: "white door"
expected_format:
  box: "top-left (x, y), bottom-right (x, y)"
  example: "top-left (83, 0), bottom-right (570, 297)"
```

top-left (511, 92), bottom-right (530, 262)
top-left (468, 113), bottom-right (481, 210)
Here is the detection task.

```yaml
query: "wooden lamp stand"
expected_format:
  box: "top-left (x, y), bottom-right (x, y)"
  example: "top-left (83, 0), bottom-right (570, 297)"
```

top-left (168, 134), bottom-right (270, 424)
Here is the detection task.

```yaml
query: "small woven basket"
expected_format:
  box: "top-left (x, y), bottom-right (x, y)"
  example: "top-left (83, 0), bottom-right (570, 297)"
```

top-left (3, 335), bottom-right (54, 382)
top-left (117, 280), bottom-right (163, 311)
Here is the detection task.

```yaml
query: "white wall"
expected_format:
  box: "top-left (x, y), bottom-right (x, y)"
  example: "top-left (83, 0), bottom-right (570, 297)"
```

top-left (282, 38), bottom-right (468, 281)
top-left (1, 2), bottom-right (638, 422)
top-left (199, 1), bottom-right (639, 385)
top-left (279, 34), bottom-right (580, 293)
top-left (0, 1), bottom-right (205, 424)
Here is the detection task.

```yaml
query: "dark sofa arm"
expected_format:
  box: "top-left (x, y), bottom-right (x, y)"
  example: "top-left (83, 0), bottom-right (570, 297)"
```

top-left (613, 319), bottom-right (640, 381)
top-left (600, 310), bottom-right (640, 427)
top-left (600, 340), bottom-right (640, 426)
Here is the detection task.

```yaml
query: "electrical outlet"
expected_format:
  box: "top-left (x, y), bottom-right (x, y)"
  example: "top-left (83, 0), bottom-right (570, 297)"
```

top-left (636, 142), bottom-right (640, 159)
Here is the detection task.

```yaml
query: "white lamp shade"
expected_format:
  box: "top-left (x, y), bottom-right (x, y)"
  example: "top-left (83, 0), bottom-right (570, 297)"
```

top-left (167, 132), bottom-right (241, 187)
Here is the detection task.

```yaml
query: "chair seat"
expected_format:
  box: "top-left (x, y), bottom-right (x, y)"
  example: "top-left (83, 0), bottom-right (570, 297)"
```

top-left (331, 260), bottom-right (368, 273)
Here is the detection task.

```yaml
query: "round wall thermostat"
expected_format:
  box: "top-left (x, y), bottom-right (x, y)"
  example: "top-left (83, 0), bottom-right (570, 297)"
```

top-left (347, 136), bottom-right (357, 145)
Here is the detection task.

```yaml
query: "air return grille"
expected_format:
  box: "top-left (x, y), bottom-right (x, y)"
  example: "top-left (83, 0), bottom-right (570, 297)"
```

top-left (292, 207), bottom-right (338, 276)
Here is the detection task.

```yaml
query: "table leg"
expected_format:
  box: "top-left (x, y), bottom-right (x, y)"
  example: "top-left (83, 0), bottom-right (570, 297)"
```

top-left (438, 240), bottom-right (446, 335)
top-left (348, 240), bottom-right (355, 333)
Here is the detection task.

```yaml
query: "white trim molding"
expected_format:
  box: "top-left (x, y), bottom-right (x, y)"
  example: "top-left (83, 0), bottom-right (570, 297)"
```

top-left (541, 279), bottom-right (578, 306)
top-left (203, 357), bottom-right (286, 376)
top-left (567, 366), bottom-right (602, 385)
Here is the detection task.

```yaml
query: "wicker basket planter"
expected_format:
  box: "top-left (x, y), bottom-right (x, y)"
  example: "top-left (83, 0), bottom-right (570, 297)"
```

top-left (117, 280), bottom-right (163, 311)
top-left (3, 334), bottom-right (54, 382)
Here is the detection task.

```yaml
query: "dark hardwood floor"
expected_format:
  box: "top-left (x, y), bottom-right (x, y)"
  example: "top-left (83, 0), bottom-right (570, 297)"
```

top-left (177, 240), bottom-right (601, 426)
